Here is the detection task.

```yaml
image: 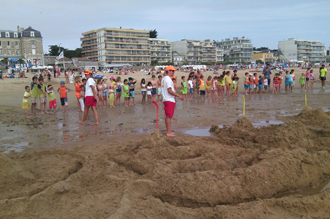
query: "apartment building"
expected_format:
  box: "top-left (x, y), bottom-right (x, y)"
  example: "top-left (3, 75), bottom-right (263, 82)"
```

top-left (81, 27), bottom-right (151, 65)
top-left (216, 37), bottom-right (253, 63)
top-left (171, 39), bottom-right (218, 64)
top-left (0, 26), bottom-right (44, 65)
top-left (278, 38), bottom-right (326, 62)
top-left (251, 51), bottom-right (275, 62)
top-left (149, 38), bottom-right (172, 63)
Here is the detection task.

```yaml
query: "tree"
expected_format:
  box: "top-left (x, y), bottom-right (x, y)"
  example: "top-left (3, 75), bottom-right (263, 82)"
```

top-left (18, 59), bottom-right (24, 64)
top-left (149, 29), bottom-right (157, 38)
top-left (48, 45), bottom-right (82, 58)
top-left (48, 45), bottom-right (64, 56)
top-left (151, 60), bottom-right (158, 66)
top-left (2, 57), bottom-right (8, 65)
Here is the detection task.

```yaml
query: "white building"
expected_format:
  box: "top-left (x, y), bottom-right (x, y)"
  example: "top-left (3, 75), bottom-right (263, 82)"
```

top-left (278, 38), bottom-right (326, 62)
top-left (215, 37), bottom-right (253, 63)
top-left (149, 38), bottom-right (172, 63)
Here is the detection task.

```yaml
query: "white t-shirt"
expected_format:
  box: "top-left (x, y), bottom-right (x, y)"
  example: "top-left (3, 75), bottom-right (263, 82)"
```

top-left (161, 75), bottom-right (175, 103)
top-left (188, 80), bottom-right (193, 88)
top-left (86, 77), bottom-right (96, 96)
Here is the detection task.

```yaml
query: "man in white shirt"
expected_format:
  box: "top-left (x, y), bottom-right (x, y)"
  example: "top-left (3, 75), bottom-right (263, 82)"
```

top-left (79, 70), bottom-right (99, 125)
top-left (162, 66), bottom-right (183, 136)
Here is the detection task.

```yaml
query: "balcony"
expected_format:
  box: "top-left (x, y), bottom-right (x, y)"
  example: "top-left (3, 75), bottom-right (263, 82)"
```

top-left (104, 33), bottom-right (149, 38)
top-left (80, 35), bottom-right (97, 41)
top-left (104, 39), bottom-right (149, 44)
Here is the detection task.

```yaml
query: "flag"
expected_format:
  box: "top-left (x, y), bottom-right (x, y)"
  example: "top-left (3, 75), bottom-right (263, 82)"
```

top-left (263, 60), bottom-right (266, 67)
top-left (58, 51), bottom-right (64, 60)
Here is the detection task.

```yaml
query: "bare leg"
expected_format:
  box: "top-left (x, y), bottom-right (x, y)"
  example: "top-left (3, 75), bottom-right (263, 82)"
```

top-left (79, 105), bottom-right (90, 123)
top-left (91, 106), bottom-right (98, 125)
top-left (165, 116), bottom-right (175, 136)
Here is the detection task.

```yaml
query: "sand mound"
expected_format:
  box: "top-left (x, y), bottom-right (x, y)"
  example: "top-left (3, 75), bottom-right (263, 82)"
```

top-left (288, 107), bottom-right (330, 129)
top-left (2, 108), bottom-right (330, 218)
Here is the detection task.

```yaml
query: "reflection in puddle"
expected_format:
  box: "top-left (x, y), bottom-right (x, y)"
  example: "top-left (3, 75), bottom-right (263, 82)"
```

top-left (3, 142), bottom-right (29, 154)
top-left (184, 129), bottom-right (211, 137)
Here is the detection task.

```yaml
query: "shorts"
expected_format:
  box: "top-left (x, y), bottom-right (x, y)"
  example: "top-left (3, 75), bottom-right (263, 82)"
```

top-left (253, 84), bottom-right (257, 89)
top-left (273, 84), bottom-right (279, 88)
top-left (211, 87), bottom-right (215, 91)
top-left (200, 90), bottom-right (205, 95)
top-left (321, 77), bottom-right (326, 81)
top-left (306, 78), bottom-right (309, 81)
top-left (264, 85), bottom-right (268, 90)
top-left (249, 84), bottom-right (253, 89)
top-left (163, 101), bottom-right (175, 118)
top-left (30, 97), bottom-right (38, 104)
top-left (259, 85), bottom-right (263, 89)
top-left (151, 88), bottom-right (156, 95)
top-left (49, 99), bottom-right (57, 108)
top-left (244, 84), bottom-right (249, 90)
top-left (22, 102), bottom-right (30, 110)
top-left (190, 88), bottom-right (194, 94)
top-left (60, 97), bottom-right (68, 106)
top-left (141, 91), bottom-right (146, 95)
top-left (288, 81), bottom-right (293, 87)
top-left (103, 90), bottom-right (108, 96)
top-left (285, 81), bottom-right (289, 86)
top-left (158, 88), bottom-right (162, 95)
top-left (39, 97), bottom-right (47, 103)
top-left (85, 96), bottom-right (97, 107)
top-left (130, 90), bottom-right (135, 98)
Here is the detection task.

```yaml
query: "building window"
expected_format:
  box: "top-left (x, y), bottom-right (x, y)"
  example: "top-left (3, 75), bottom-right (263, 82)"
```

top-left (0, 41), bottom-right (1, 46)
top-left (31, 41), bottom-right (35, 46)
top-left (0, 49), bottom-right (2, 55)
top-left (6, 32), bottom-right (9, 37)
top-left (7, 41), bottom-right (10, 46)
top-left (7, 49), bottom-right (11, 55)
top-left (14, 32), bottom-right (18, 38)
top-left (30, 32), bottom-right (35, 37)
top-left (15, 41), bottom-right (18, 46)
top-left (16, 50), bottom-right (19, 55)
top-left (32, 49), bottom-right (36, 54)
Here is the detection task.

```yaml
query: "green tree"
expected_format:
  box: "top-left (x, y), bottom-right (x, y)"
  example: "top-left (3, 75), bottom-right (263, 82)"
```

top-left (149, 29), bottom-right (157, 38)
top-left (151, 60), bottom-right (158, 66)
top-left (2, 57), bottom-right (8, 65)
top-left (48, 45), bottom-right (82, 58)
top-left (18, 59), bottom-right (24, 64)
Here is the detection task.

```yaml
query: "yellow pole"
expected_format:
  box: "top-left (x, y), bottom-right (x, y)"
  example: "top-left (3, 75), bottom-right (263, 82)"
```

top-left (241, 95), bottom-right (245, 116)
top-left (305, 90), bottom-right (307, 107)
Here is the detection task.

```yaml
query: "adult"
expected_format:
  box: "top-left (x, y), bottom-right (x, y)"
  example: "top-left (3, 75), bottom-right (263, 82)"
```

top-left (161, 66), bottom-right (183, 137)
top-left (79, 70), bottom-right (99, 125)
top-left (262, 64), bottom-right (272, 92)
top-left (320, 64), bottom-right (327, 89)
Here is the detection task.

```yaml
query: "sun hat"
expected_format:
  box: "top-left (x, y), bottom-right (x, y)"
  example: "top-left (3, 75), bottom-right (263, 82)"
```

top-left (165, 66), bottom-right (177, 71)
top-left (60, 81), bottom-right (65, 84)
top-left (84, 70), bottom-right (91, 75)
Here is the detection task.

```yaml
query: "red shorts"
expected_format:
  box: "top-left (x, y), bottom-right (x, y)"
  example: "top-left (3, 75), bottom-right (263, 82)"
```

top-left (85, 96), bottom-right (97, 107)
top-left (163, 101), bottom-right (176, 118)
top-left (49, 99), bottom-right (57, 108)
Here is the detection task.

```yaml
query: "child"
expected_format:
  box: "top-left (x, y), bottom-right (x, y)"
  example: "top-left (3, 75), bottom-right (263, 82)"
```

top-left (219, 75), bottom-right (225, 98)
top-left (305, 68), bottom-right (310, 90)
top-left (151, 75), bottom-right (157, 102)
top-left (122, 79), bottom-right (131, 107)
top-left (38, 78), bottom-right (48, 114)
top-left (211, 76), bottom-right (218, 100)
top-left (285, 70), bottom-right (289, 92)
top-left (233, 74), bottom-right (239, 96)
top-left (22, 86), bottom-right (32, 118)
top-left (96, 79), bottom-right (104, 109)
top-left (128, 77), bottom-right (137, 105)
top-left (309, 69), bottom-right (315, 89)
top-left (288, 71), bottom-right (294, 92)
top-left (199, 75), bottom-right (206, 100)
top-left (79, 85), bottom-right (85, 111)
top-left (273, 73), bottom-right (279, 94)
top-left (258, 76), bottom-right (263, 94)
top-left (30, 76), bottom-right (38, 115)
top-left (225, 71), bottom-right (233, 97)
top-left (188, 76), bottom-right (194, 100)
top-left (47, 85), bottom-right (57, 114)
top-left (299, 73), bottom-right (306, 89)
top-left (108, 84), bottom-right (115, 108)
top-left (253, 73), bottom-right (258, 94)
top-left (115, 77), bottom-right (122, 106)
top-left (57, 81), bottom-right (70, 113)
top-left (278, 72), bottom-right (283, 92)
top-left (244, 72), bottom-right (249, 96)
top-left (172, 78), bottom-right (177, 93)
top-left (205, 76), bottom-right (211, 100)
top-left (264, 76), bottom-right (268, 92)
top-left (140, 78), bottom-right (147, 104)
top-left (157, 75), bottom-right (162, 102)
top-left (147, 81), bottom-right (152, 104)
top-left (291, 69), bottom-right (295, 91)
top-left (248, 74), bottom-right (253, 95)
top-left (102, 78), bottom-right (108, 108)
top-left (181, 76), bottom-right (188, 101)
top-left (230, 77), bottom-right (238, 96)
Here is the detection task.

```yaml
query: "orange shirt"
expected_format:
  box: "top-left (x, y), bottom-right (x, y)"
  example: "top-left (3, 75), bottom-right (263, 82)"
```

top-left (59, 86), bottom-right (67, 98)
top-left (254, 77), bottom-right (258, 85)
top-left (248, 77), bottom-right (253, 85)
top-left (273, 77), bottom-right (279, 84)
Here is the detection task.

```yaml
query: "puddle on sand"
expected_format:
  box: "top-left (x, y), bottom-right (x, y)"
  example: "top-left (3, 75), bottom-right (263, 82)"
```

top-left (184, 125), bottom-right (224, 137)
top-left (253, 120), bottom-right (284, 127)
top-left (275, 176), bottom-right (330, 198)
top-left (2, 142), bottom-right (29, 154)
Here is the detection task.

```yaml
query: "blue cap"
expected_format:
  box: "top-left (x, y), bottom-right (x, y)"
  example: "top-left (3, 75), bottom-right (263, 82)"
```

top-left (60, 81), bottom-right (65, 84)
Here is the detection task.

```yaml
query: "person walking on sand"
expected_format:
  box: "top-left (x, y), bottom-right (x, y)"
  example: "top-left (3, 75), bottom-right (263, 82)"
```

top-left (79, 70), bottom-right (99, 125)
top-left (162, 66), bottom-right (183, 137)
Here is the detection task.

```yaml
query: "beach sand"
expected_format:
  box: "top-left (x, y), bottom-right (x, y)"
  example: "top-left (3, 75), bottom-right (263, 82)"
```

top-left (1, 68), bottom-right (330, 218)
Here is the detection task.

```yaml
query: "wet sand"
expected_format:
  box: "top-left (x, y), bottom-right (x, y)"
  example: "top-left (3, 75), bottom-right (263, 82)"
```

top-left (1, 68), bottom-right (330, 218)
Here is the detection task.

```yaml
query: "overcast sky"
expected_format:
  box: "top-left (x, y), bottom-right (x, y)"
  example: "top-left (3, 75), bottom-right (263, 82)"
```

top-left (1, 0), bottom-right (329, 53)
